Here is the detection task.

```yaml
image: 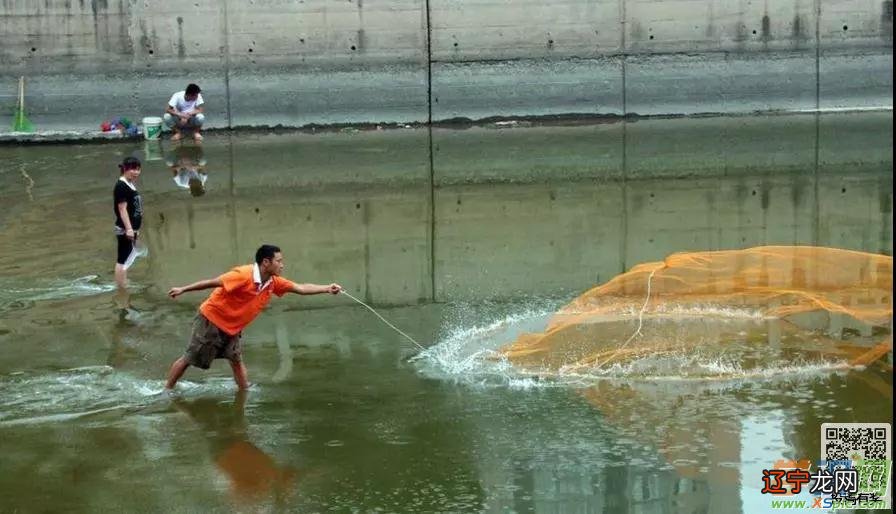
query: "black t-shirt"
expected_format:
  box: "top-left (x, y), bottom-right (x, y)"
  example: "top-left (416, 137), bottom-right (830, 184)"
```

top-left (113, 179), bottom-right (143, 231)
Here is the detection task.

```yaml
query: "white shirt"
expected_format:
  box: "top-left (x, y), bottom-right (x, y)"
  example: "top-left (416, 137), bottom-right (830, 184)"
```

top-left (168, 91), bottom-right (205, 113)
top-left (173, 169), bottom-right (208, 189)
top-left (252, 263), bottom-right (272, 292)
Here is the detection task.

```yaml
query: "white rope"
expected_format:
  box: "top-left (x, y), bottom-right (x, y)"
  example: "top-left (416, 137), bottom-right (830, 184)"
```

top-left (596, 266), bottom-right (661, 370)
top-left (339, 290), bottom-right (425, 351)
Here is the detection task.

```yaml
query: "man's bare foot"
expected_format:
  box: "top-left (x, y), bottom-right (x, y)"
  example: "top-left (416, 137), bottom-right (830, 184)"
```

top-left (193, 132), bottom-right (203, 142)
top-left (171, 132), bottom-right (183, 142)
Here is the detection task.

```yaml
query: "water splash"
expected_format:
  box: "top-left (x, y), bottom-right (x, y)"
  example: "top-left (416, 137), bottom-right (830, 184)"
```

top-left (0, 275), bottom-right (116, 311)
top-left (412, 307), bottom-right (554, 384)
top-left (0, 367), bottom-right (235, 426)
top-left (414, 304), bottom-right (857, 387)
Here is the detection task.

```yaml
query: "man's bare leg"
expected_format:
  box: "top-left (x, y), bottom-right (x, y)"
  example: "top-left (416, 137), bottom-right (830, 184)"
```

top-left (229, 360), bottom-right (250, 390)
top-left (165, 356), bottom-right (190, 389)
top-left (234, 388), bottom-right (248, 413)
top-left (171, 120), bottom-right (185, 141)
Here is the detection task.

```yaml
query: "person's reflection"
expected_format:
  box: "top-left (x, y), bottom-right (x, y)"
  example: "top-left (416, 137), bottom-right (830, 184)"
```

top-left (103, 320), bottom-right (143, 368)
top-left (166, 144), bottom-right (208, 197)
top-left (172, 391), bottom-right (298, 505)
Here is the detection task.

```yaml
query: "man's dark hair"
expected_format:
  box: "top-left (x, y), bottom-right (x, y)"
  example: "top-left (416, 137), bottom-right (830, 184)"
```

top-left (185, 83), bottom-right (201, 96)
top-left (119, 156), bottom-right (141, 173)
top-left (255, 244), bottom-right (281, 264)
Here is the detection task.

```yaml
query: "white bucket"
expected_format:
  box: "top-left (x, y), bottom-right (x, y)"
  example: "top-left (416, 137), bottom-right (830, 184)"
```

top-left (142, 116), bottom-right (163, 140)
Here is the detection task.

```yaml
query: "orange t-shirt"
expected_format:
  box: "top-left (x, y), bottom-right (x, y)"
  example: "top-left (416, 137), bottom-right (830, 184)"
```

top-left (200, 265), bottom-right (296, 335)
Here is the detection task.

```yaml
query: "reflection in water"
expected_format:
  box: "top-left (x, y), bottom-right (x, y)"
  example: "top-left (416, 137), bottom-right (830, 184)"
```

top-left (740, 412), bottom-right (794, 512)
top-left (20, 163), bottom-right (34, 201)
top-left (166, 143), bottom-right (208, 197)
top-left (0, 113), bottom-right (890, 307)
top-left (271, 320), bottom-right (294, 383)
top-left (137, 112), bottom-right (895, 304)
top-left (172, 391), bottom-right (298, 507)
top-left (583, 381), bottom-right (742, 485)
top-left (574, 370), bottom-right (892, 513)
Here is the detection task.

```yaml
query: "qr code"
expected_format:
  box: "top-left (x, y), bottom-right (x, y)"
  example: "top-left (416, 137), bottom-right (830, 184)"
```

top-left (822, 423), bottom-right (891, 461)
top-left (821, 423), bottom-right (892, 509)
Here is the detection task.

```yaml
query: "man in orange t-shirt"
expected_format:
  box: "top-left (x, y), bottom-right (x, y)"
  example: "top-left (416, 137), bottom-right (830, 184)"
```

top-left (165, 244), bottom-right (341, 390)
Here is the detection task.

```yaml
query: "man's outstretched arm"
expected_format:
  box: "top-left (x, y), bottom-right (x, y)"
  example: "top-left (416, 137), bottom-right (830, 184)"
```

top-left (169, 278), bottom-right (223, 298)
top-left (290, 282), bottom-right (341, 295)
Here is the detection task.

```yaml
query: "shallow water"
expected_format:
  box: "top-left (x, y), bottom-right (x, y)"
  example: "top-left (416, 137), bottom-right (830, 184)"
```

top-left (0, 113), bottom-right (892, 513)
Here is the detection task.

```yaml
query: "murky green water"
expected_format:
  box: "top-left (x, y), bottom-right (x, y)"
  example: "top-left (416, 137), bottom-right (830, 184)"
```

top-left (0, 112), bottom-right (891, 513)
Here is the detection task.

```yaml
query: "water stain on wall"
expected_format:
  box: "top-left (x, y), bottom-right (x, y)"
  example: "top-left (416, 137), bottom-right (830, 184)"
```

top-left (90, 0), bottom-right (107, 14)
top-left (118, 0), bottom-right (133, 55)
top-left (138, 19), bottom-right (150, 55)
top-left (791, 177), bottom-right (807, 208)
top-left (177, 16), bottom-right (186, 58)
top-left (735, 18), bottom-right (748, 43)
top-left (629, 20), bottom-right (644, 43)
top-left (792, 13), bottom-right (807, 46)
top-left (760, 181), bottom-right (771, 210)
top-left (705, 2), bottom-right (716, 38)
top-left (882, 0), bottom-right (893, 38)
top-left (150, 26), bottom-right (159, 57)
top-left (357, 28), bottom-right (366, 51)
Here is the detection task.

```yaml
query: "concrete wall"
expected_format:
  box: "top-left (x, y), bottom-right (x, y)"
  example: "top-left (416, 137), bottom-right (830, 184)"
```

top-left (0, 0), bottom-right (891, 131)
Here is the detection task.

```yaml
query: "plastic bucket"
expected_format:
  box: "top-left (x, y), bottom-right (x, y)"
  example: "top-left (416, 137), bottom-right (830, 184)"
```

top-left (142, 116), bottom-right (163, 140)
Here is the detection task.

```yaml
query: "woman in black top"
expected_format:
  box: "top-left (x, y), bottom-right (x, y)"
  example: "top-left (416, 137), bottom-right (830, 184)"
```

top-left (114, 157), bottom-right (143, 309)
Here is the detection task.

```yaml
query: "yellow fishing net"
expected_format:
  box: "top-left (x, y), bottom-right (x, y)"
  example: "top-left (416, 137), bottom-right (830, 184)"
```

top-left (501, 246), bottom-right (892, 377)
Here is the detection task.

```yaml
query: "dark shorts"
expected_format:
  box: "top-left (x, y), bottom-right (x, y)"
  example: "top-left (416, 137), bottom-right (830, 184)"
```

top-left (184, 313), bottom-right (242, 369)
top-left (116, 235), bottom-right (137, 266)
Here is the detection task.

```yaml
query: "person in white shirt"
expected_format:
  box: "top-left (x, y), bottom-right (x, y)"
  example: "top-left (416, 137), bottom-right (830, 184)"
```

top-left (163, 83), bottom-right (205, 142)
